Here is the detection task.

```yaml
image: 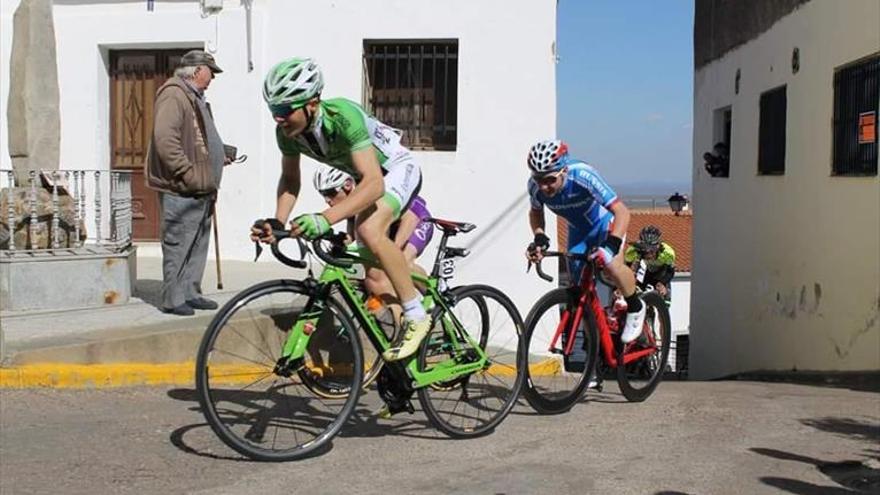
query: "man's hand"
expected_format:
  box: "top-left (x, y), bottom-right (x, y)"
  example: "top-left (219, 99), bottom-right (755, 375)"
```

top-left (588, 235), bottom-right (622, 268)
top-left (291, 213), bottom-right (331, 240)
top-left (526, 232), bottom-right (551, 262)
top-left (250, 218), bottom-right (285, 244)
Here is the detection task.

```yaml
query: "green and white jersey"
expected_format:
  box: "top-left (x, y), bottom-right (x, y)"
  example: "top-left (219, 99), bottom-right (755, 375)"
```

top-left (275, 98), bottom-right (410, 177)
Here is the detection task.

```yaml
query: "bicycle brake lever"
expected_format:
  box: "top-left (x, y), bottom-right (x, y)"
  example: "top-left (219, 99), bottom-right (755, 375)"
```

top-left (526, 260), bottom-right (532, 273)
top-left (254, 241), bottom-right (263, 261)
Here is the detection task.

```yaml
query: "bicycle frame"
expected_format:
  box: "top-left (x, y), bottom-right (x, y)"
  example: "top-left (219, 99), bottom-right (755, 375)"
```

top-left (549, 263), bottom-right (658, 368)
top-left (277, 250), bottom-right (489, 389)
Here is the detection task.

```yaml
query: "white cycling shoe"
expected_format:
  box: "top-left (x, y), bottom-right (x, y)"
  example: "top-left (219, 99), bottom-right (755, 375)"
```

top-left (621, 305), bottom-right (647, 343)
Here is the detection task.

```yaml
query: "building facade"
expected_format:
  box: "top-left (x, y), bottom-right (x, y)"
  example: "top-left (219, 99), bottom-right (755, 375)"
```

top-left (691, 0), bottom-right (880, 378)
top-left (0, 0), bottom-right (559, 313)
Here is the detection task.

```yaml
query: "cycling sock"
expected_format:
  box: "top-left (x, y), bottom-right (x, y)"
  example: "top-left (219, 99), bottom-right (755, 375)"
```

top-left (402, 296), bottom-right (426, 321)
top-left (624, 293), bottom-right (643, 313)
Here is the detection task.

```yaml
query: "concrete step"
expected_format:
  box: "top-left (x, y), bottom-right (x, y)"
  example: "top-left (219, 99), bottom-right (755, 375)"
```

top-left (5, 315), bottom-right (213, 365)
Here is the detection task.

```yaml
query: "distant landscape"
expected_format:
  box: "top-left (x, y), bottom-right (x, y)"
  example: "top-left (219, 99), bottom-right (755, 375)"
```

top-left (612, 180), bottom-right (692, 210)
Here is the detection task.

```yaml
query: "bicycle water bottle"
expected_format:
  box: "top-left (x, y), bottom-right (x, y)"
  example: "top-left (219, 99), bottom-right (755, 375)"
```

top-left (367, 295), bottom-right (398, 340)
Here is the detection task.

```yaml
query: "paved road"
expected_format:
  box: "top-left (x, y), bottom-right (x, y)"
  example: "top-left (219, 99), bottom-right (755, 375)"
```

top-left (1, 380), bottom-right (878, 495)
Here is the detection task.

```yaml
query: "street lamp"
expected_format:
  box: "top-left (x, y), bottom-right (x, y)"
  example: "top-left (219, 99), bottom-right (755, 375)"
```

top-left (668, 192), bottom-right (688, 216)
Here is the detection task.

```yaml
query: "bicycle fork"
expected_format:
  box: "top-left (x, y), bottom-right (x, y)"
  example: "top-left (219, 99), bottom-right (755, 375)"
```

top-left (548, 291), bottom-right (588, 357)
top-left (274, 282), bottom-right (330, 377)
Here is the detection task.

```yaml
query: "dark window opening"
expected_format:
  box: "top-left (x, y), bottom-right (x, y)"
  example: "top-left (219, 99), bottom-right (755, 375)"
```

top-left (363, 39), bottom-right (458, 151)
top-left (833, 55), bottom-right (879, 176)
top-left (705, 106), bottom-right (731, 178)
top-left (758, 85), bottom-right (787, 175)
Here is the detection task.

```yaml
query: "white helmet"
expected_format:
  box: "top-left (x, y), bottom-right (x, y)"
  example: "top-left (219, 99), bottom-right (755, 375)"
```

top-left (527, 139), bottom-right (570, 175)
top-left (263, 57), bottom-right (324, 109)
top-left (313, 165), bottom-right (352, 192)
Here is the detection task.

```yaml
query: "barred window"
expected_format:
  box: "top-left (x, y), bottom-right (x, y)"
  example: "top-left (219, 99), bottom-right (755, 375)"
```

top-left (758, 85), bottom-right (787, 175)
top-left (363, 40), bottom-right (458, 151)
top-left (832, 55), bottom-right (879, 176)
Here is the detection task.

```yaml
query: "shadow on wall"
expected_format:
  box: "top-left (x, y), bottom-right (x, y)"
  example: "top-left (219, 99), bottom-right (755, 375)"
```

top-left (750, 415), bottom-right (880, 494)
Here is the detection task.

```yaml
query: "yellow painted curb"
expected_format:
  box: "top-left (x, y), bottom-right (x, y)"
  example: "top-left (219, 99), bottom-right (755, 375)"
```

top-left (0, 359), bottom-right (564, 389)
top-left (0, 363), bottom-right (198, 389)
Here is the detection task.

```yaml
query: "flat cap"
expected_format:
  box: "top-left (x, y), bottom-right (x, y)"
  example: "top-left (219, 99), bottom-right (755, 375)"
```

top-left (179, 50), bottom-right (223, 73)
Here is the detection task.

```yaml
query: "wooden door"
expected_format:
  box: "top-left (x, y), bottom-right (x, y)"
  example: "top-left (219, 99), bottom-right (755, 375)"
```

top-left (110, 49), bottom-right (189, 241)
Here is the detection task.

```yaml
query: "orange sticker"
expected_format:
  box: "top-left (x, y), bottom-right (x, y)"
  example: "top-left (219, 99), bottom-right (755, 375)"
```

top-left (859, 112), bottom-right (876, 144)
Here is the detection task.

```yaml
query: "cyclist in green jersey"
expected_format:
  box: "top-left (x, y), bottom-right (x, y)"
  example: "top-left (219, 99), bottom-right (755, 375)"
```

top-left (625, 225), bottom-right (676, 300)
top-left (250, 57), bottom-right (430, 362)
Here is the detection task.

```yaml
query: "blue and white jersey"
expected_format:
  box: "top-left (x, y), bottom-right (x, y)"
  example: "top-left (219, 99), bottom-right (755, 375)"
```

top-left (528, 160), bottom-right (619, 241)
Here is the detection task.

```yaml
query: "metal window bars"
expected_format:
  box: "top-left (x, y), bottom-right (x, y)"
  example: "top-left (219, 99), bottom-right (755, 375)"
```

top-left (1, 168), bottom-right (133, 255)
top-left (363, 39), bottom-right (459, 151)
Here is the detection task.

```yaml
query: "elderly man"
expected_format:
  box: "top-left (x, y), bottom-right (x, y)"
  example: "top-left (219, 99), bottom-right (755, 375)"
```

top-left (145, 50), bottom-right (226, 316)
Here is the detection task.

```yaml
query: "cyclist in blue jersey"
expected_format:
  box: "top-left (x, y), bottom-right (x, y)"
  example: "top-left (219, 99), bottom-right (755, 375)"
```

top-left (525, 139), bottom-right (646, 343)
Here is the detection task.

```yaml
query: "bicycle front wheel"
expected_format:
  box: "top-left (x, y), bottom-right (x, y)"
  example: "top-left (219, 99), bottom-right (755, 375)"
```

top-left (417, 285), bottom-right (526, 438)
top-left (616, 291), bottom-right (671, 402)
top-left (195, 280), bottom-right (363, 461)
top-left (522, 288), bottom-right (599, 414)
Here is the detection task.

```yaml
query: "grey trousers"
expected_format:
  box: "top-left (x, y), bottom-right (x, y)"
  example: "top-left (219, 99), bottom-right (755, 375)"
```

top-left (160, 193), bottom-right (213, 309)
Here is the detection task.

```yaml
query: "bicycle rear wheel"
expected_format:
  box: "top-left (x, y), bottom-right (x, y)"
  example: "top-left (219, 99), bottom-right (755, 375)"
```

top-left (522, 288), bottom-right (599, 414)
top-left (195, 280), bottom-right (363, 461)
top-left (616, 291), bottom-right (671, 402)
top-left (417, 285), bottom-right (526, 437)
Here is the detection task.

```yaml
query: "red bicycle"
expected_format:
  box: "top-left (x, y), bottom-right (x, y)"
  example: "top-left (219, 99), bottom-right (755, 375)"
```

top-left (522, 251), bottom-right (671, 414)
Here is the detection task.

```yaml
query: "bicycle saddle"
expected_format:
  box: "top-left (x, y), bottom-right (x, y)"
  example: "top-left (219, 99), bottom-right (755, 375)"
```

top-left (428, 217), bottom-right (476, 234)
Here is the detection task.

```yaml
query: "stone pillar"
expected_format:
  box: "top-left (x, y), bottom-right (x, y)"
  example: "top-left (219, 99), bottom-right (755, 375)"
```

top-left (6, 0), bottom-right (61, 186)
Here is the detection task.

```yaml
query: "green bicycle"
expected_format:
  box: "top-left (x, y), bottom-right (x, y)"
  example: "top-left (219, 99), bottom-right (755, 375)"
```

top-left (195, 219), bottom-right (526, 461)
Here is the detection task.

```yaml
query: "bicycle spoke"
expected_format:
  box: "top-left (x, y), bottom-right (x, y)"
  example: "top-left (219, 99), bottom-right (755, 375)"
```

top-left (211, 347), bottom-right (274, 368)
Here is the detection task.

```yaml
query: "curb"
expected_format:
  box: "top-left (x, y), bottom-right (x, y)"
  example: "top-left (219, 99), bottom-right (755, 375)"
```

top-left (0, 363), bottom-right (197, 389)
top-left (1, 359), bottom-right (554, 389)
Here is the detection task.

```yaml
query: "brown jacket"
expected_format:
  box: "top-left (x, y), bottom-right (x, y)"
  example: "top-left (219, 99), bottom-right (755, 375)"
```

top-left (144, 77), bottom-right (216, 197)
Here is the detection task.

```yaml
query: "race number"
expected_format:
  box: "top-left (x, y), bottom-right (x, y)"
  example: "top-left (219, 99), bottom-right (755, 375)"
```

top-left (440, 258), bottom-right (456, 279)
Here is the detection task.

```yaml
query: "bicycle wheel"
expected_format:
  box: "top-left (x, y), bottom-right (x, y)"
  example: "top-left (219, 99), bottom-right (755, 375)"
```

top-left (522, 288), bottom-right (599, 414)
top-left (616, 291), bottom-right (671, 402)
top-left (195, 279), bottom-right (363, 461)
top-left (417, 285), bottom-right (526, 437)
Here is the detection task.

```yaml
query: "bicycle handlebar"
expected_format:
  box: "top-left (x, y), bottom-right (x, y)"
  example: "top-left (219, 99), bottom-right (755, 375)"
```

top-left (255, 228), bottom-right (354, 269)
top-left (310, 232), bottom-right (354, 268)
top-left (528, 250), bottom-right (596, 284)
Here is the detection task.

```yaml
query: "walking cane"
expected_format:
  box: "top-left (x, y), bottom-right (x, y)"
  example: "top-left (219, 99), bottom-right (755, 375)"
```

top-left (212, 202), bottom-right (224, 290)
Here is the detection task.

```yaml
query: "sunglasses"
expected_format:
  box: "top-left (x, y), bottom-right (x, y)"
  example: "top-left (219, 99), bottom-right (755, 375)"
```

top-left (270, 104), bottom-right (300, 121)
top-left (319, 188), bottom-right (341, 198)
top-left (535, 171), bottom-right (563, 186)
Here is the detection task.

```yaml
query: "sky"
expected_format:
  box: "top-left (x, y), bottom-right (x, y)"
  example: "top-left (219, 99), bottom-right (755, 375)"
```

top-left (557, 0), bottom-right (694, 192)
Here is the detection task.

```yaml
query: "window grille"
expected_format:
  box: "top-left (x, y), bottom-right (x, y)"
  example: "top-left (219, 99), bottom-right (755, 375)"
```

top-left (363, 40), bottom-right (458, 151)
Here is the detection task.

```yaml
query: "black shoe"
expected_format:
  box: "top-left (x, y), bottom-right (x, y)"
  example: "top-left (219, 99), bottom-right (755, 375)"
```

top-left (162, 303), bottom-right (195, 316)
top-left (186, 297), bottom-right (218, 310)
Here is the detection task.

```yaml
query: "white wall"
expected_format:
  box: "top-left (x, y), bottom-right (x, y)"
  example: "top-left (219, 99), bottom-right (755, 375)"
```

top-left (1, 0), bottom-right (558, 315)
top-left (668, 275), bottom-right (690, 372)
top-left (691, 0), bottom-right (880, 378)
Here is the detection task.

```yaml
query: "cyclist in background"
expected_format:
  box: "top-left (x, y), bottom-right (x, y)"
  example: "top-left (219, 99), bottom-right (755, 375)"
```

top-left (524, 139), bottom-right (646, 343)
top-left (625, 225), bottom-right (675, 301)
top-left (312, 165), bottom-right (434, 308)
